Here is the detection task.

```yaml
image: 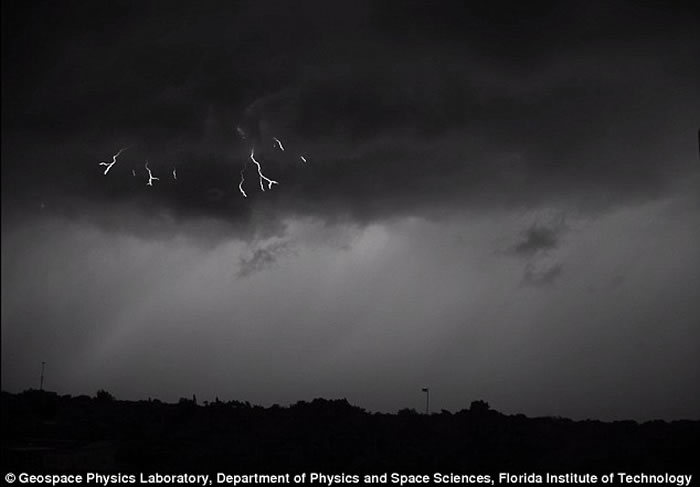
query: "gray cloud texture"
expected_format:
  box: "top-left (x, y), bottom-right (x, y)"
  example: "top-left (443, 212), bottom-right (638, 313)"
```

top-left (507, 217), bottom-right (568, 285)
top-left (237, 240), bottom-right (293, 278)
top-left (512, 224), bottom-right (563, 257)
top-left (522, 261), bottom-right (564, 287)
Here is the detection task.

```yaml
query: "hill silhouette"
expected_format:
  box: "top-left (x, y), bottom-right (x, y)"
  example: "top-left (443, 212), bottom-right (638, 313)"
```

top-left (2, 389), bottom-right (698, 475)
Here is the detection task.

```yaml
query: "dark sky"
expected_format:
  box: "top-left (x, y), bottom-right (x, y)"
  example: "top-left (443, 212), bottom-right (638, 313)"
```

top-left (2, 0), bottom-right (699, 420)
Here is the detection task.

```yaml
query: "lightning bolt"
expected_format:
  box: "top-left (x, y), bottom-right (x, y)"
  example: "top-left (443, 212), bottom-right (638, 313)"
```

top-left (238, 164), bottom-right (248, 198)
top-left (250, 148), bottom-right (278, 191)
top-left (300, 155), bottom-right (307, 163)
top-left (145, 161), bottom-right (159, 187)
top-left (173, 168), bottom-right (177, 180)
top-left (272, 137), bottom-right (285, 151)
top-left (132, 169), bottom-right (136, 177)
top-left (99, 147), bottom-right (129, 175)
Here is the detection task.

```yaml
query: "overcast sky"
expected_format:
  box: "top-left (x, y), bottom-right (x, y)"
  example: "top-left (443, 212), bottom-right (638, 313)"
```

top-left (2, 1), bottom-right (699, 420)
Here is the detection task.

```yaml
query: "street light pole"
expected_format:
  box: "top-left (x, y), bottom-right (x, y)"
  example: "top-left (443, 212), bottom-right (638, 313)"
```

top-left (421, 387), bottom-right (430, 415)
top-left (40, 361), bottom-right (46, 391)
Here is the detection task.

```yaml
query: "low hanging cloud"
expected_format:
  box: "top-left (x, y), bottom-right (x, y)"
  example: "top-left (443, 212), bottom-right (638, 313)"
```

top-left (237, 240), bottom-right (293, 278)
top-left (511, 223), bottom-right (563, 257)
top-left (508, 217), bottom-right (568, 286)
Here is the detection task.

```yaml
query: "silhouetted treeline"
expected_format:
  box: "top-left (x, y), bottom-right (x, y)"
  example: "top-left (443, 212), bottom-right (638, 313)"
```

top-left (2, 390), bottom-right (698, 474)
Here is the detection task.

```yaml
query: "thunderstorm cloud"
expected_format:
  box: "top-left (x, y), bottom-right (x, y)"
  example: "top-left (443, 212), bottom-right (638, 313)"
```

top-left (2, 1), bottom-right (699, 420)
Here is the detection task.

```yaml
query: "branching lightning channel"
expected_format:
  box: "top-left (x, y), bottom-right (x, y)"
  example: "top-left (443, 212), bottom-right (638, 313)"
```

top-left (250, 148), bottom-right (278, 191)
top-left (99, 147), bottom-right (129, 175)
top-left (145, 161), bottom-right (159, 187)
top-left (238, 160), bottom-right (248, 198)
top-left (272, 137), bottom-right (285, 151)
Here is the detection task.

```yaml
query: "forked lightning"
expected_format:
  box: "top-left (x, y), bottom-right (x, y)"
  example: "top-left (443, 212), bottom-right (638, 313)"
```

top-left (249, 148), bottom-right (278, 191)
top-left (145, 162), bottom-right (159, 187)
top-left (99, 147), bottom-right (129, 175)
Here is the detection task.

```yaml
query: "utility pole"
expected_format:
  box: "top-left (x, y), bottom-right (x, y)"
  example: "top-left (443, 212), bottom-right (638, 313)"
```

top-left (421, 387), bottom-right (430, 415)
top-left (40, 361), bottom-right (46, 391)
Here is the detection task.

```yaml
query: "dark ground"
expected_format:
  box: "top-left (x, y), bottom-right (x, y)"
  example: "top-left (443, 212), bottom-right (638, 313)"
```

top-left (2, 390), bottom-right (698, 476)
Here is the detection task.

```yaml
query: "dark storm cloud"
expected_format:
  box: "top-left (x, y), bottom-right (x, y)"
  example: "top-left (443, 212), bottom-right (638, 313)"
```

top-left (237, 240), bottom-right (292, 278)
top-left (513, 225), bottom-right (559, 256)
top-left (511, 221), bottom-right (565, 257)
top-left (2, 1), bottom-right (698, 232)
top-left (506, 218), bottom-right (567, 285)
